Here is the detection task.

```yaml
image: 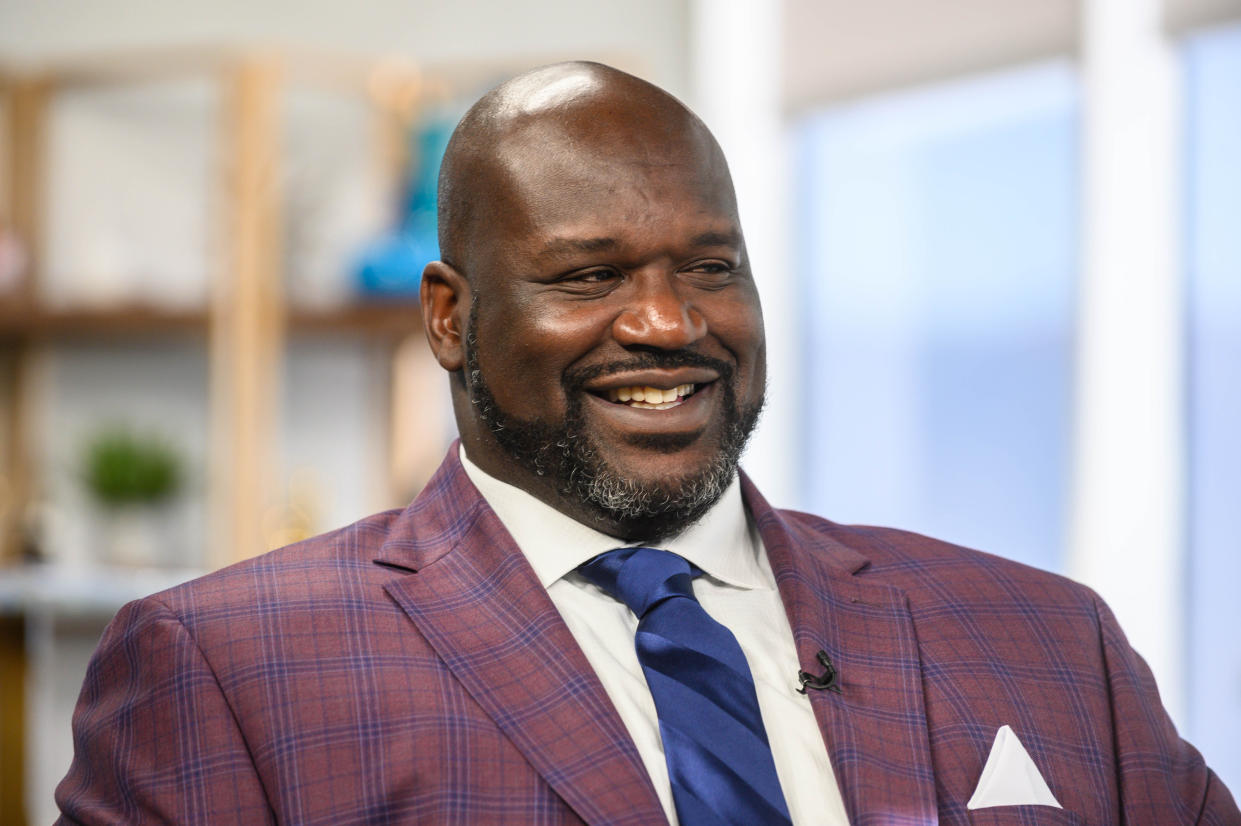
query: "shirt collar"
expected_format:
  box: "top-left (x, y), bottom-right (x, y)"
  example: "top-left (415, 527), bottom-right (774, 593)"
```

top-left (458, 445), bottom-right (768, 590)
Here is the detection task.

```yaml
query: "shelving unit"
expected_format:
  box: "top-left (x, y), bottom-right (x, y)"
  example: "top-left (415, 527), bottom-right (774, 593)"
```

top-left (0, 49), bottom-right (456, 824)
top-left (0, 49), bottom-right (448, 570)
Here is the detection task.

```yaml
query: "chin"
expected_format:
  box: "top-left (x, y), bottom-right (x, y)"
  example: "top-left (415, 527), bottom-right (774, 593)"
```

top-left (614, 429), bottom-right (704, 454)
top-left (567, 434), bottom-right (745, 542)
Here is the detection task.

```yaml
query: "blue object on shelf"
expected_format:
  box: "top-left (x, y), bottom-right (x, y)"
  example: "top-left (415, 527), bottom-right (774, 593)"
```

top-left (352, 112), bottom-right (454, 298)
top-left (354, 231), bottom-right (435, 296)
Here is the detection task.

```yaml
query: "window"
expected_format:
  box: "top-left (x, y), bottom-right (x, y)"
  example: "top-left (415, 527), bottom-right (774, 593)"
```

top-left (1184, 21), bottom-right (1241, 791)
top-left (794, 62), bottom-right (1078, 572)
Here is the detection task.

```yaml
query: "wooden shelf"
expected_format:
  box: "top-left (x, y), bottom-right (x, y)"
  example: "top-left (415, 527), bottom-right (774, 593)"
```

top-left (0, 299), bottom-right (424, 340)
top-left (0, 302), bottom-right (208, 338)
top-left (289, 299), bottom-right (423, 337)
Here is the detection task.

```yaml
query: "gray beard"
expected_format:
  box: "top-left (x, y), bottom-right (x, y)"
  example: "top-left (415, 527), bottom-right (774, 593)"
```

top-left (463, 302), bottom-right (763, 542)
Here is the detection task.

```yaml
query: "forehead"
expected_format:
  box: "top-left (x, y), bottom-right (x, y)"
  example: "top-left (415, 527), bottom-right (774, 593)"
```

top-left (478, 118), bottom-right (741, 258)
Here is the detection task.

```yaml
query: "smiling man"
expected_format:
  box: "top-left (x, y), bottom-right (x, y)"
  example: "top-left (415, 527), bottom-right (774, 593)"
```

top-left (422, 62), bottom-right (765, 543)
top-left (58, 63), bottom-right (1236, 825)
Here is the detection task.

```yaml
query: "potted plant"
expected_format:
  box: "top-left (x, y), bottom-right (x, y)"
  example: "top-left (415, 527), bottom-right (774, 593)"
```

top-left (82, 428), bottom-right (183, 566)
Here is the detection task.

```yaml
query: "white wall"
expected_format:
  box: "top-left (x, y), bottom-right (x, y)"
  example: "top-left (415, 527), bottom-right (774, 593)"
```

top-left (0, 0), bottom-right (692, 99)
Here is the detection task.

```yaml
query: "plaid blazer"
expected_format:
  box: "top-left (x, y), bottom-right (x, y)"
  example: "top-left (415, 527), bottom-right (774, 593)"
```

top-left (57, 446), bottom-right (1238, 824)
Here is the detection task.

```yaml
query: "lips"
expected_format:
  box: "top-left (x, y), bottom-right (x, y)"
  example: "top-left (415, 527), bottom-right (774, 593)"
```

top-left (583, 364), bottom-right (718, 413)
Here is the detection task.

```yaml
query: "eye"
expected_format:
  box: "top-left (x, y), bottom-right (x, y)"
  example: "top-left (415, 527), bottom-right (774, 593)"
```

top-left (567, 268), bottom-right (619, 283)
top-left (550, 267), bottom-right (622, 295)
top-left (681, 259), bottom-right (737, 286)
top-left (688, 261), bottom-right (732, 274)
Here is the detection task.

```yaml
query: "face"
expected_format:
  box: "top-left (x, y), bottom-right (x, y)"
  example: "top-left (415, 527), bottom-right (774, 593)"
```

top-left (439, 115), bottom-right (767, 539)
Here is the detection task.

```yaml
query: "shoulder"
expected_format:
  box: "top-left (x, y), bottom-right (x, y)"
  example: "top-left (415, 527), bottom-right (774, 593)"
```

top-left (136, 507), bottom-right (408, 628)
top-left (147, 444), bottom-right (483, 620)
top-left (774, 506), bottom-right (1099, 615)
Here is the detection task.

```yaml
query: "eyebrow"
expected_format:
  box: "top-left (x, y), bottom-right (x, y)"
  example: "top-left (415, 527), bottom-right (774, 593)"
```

top-left (535, 236), bottom-right (620, 261)
top-left (534, 229), bottom-right (742, 262)
top-left (689, 229), bottom-right (743, 249)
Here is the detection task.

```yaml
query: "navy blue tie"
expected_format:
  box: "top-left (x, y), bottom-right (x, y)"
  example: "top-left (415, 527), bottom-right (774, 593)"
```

top-left (579, 547), bottom-right (792, 825)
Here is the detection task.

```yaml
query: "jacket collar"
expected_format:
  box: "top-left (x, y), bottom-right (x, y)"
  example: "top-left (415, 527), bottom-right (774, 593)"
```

top-left (743, 476), bottom-right (937, 823)
top-left (376, 447), bottom-right (936, 824)
top-left (375, 445), bottom-right (667, 824)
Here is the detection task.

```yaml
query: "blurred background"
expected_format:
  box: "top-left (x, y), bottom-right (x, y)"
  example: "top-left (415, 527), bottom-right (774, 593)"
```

top-left (0, 0), bottom-right (1237, 821)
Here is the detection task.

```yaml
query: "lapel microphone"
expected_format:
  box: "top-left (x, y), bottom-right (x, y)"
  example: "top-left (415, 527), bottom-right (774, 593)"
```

top-left (797, 650), bottom-right (842, 694)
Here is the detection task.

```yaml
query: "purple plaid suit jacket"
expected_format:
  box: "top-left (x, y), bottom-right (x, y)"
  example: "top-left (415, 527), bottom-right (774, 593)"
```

top-left (57, 446), bottom-right (1238, 824)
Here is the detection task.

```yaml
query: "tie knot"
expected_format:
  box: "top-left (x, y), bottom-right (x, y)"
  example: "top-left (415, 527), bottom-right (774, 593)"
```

top-left (578, 547), bottom-right (698, 618)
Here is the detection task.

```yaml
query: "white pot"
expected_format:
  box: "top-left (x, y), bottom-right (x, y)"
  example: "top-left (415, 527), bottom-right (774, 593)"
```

top-left (99, 504), bottom-right (172, 567)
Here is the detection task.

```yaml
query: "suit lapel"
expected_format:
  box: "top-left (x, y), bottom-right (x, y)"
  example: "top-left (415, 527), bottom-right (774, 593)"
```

top-left (744, 477), bottom-right (938, 824)
top-left (377, 449), bottom-right (665, 825)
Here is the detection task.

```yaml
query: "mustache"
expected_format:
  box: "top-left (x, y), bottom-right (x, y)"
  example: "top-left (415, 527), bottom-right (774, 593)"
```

top-left (562, 350), bottom-right (734, 392)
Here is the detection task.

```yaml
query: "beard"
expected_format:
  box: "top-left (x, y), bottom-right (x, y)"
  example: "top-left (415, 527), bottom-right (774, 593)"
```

top-left (463, 301), bottom-right (763, 542)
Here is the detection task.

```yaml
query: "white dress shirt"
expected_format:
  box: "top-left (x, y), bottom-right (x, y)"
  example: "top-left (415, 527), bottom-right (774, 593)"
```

top-left (460, 447), bottom-right (851, 825)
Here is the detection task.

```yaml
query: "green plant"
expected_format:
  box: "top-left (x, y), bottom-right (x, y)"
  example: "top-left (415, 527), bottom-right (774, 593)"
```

top-left (83, 429), bottom-right (182, 506)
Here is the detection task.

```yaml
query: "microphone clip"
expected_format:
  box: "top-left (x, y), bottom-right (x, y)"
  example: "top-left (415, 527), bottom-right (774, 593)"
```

top-left (797, 650), bottom-right (842, 694)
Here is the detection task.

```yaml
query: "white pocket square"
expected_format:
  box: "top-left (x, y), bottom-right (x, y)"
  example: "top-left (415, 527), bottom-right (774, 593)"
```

top-left (967, 724), bottom-right (1063, 810)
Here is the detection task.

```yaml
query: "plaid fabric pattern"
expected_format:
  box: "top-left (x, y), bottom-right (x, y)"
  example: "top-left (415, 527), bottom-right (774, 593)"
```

top-left (745, 476), bottom-right (1239, 825)
top-left (56, 446), bottom-right (1238, 824)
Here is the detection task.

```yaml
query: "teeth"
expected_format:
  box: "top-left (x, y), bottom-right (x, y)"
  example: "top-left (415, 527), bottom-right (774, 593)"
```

top-left (603, 383), bottom-right (697, 407)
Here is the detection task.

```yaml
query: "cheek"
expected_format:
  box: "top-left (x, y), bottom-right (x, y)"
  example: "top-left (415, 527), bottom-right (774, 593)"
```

top-left (478, 301), bottom-right (604, 401)
top-left (518, 295), bottom-right (615, 355)
top-left (709, 295), bottom-right (766, 398)
top-left (707, 293), bottom-right (765, 358)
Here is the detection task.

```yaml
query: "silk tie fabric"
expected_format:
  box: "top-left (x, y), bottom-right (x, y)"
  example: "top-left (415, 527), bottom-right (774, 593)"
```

top-left (579, 547), bottom-right (792, 825)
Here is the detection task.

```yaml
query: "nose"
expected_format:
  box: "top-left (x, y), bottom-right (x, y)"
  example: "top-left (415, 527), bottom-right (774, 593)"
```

top-left (611, 273), bottom-right (708, 350)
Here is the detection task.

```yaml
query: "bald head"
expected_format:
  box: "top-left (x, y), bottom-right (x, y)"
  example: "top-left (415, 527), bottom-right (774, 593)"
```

top-left (436, 61), bottom-right (732, 272)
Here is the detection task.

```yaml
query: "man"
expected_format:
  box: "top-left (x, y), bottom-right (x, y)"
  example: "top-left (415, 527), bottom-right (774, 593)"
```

top-left (58, 62), bottom-right (1236, 824)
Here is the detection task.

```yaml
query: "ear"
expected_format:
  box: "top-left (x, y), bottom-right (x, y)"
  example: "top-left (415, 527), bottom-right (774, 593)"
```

top-left (421, 260), bottom-right (470, 372)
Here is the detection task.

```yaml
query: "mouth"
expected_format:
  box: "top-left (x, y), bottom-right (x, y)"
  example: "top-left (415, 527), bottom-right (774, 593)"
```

top-left (577, 365), bottom-right (724, 429)
top-left (599, 383), bottom-right (699, 410)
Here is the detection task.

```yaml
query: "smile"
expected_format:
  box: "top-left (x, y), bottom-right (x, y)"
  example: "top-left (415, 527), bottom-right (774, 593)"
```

top-left (602, 383), bottom-right (697, 410)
